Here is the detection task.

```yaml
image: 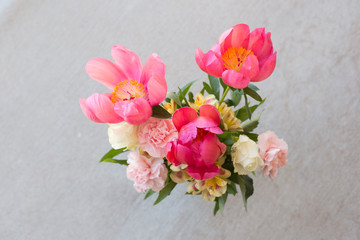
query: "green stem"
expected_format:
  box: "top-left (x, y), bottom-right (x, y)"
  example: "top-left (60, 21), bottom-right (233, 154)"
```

top-left (219, 86), bottom-right (230, 105)
top-left (242, 89), bottom-right (252, 120)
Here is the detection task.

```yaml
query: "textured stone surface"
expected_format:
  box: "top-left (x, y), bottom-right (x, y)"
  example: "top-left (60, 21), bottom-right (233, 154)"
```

top-left (0, 0), bottom-right (359, 239)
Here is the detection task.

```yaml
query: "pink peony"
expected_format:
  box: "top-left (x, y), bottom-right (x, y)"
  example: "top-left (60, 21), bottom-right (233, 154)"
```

top-left (257, 131), bottom-right (288, 179)
top-left (166, 105), bottom-right (226, 180)
top-left (79, 45), bottom-right (167, 125)
top-left (195, 24), bottom-right (276, 89)
top-left (137, 118), bottom-right (178, 158)
top-left (126, 151), bottom-right (168, 192)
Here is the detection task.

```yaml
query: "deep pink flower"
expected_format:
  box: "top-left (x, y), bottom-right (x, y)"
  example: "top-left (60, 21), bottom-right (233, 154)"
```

top-left (257, 131), bottom-right (288, 179)
top-left (195, 24), bottom-right (276, 89)
top-left (79, 45), bottom-right (167, 125)
top-left (166, 105), bottom-right (226, 180)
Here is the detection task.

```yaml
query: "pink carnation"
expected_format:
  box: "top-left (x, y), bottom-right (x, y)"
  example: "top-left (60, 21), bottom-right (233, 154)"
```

top-left (257, 131), bottom-right (288, 179)
top-left (138, 118), bottom-right (178, 158)
top-left (126, 151), bottom-right (168, 192)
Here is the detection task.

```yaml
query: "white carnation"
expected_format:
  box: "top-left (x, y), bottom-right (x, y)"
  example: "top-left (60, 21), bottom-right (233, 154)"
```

top-left (108, 122), bottom-right (139, 150)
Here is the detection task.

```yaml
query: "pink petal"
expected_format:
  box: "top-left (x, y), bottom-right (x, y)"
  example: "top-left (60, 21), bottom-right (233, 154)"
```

top-left (111, 45), bottom-right (142, 81)
top-left (220, 24), bottom-right (250, 53)
top-left (178, 122), bottom-right (198, 145)
top-left (257, 32), bottom-right (274, 61)
top-left (79, 98), bottom-right (102, 123)
top-left (166, 141), bottom-right (193, 166)
top-left (252, 52), bottom-right (277, 82)
top-left (222, 70), bottom-right (251, 89)
top-left (195, 48), bottom-right (223, 78)
top-left (199, 105), bottom-right (221, 126)
top-left (198, 133), bottom-right (226, 167)
top-left (248, 28), bottom-right (265, 56)
top-left (147, 74), bottom-right (167, 106)
top-left (172, 107), bottom-right (198, 131)
top-left (114, 97), bottom-right (152, 125)
top-left (85, 58), bottom-right (126, 90)
top-left (84, 93), bottom-right (123, 123)
top-left (239, 55), bottom-right (259, 79)
top-left (140, 53), bottom-right (166, 87)
top-left (186, 165), bottom-right (220, 180)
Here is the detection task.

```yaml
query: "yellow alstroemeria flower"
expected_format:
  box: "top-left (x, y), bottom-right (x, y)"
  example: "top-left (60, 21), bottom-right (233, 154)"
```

top-left (215, 102), bottom-right (243, 131)
top-left (189, 93), bottom-right (217, 111)
top-left (162, 99), bottom-right (177, 114)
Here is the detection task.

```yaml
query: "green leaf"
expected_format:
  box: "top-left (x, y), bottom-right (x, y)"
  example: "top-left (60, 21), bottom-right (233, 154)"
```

top-left (231, 89), bottom-right (242, 107)
top-left (224, 99), bottom-right (234, 107)
top-left (144, 189), bottom-right (156, 200)
top-left (99, 148), bottom-right (127, 162)
top-left (100, 158), bottom-right (128, 165)
top-left (153, 180), bottom-right (177, 205)
top-left (223, 134), bottom-right (235, 146)
top-left (227, 182), bottom-right (237, 195)
top-left (242, 113), bottom-right (261, 132)
top-left (188, 91), bottom-right (194, 103)
top-left (152, 105), bottom-right (172, 119)
top-left (244, 87), bottom-right (262, 102)
top-left (202, 82), bottom-right (213, 95)
top-left (200, 87), bottom-right (205, 95)
top-left (236, 98), bottom-right (265, 122)
top-left (218, 192), bottom-right (228, 215)
top-left (237, 175), bottom-right (254, 211)
top-left (178, 87), bottom-right (190, 107)
top-left (166, 92), bottom-right (181, 107)
top-left (242, 132), bottom-right (259, 142)
top-left (179, 80), bottom-right (197, 97)
top-left (248, 83), bottom-right (259, 91)
top-left (208, 75), bottom-right (220, 100)
top-left (213, 198), bottom-right (220, 216)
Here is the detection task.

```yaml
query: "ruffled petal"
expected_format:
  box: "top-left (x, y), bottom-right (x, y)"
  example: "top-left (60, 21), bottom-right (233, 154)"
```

top-left (195, 48), bottom-right (223, 78)
top-left (172, 107), bottom-right (198, 131)
top-left (166, 141), bottom-right (193, 166)
top-left (257, 32), bottom-right (274, 61)
top-left (252, 52), bottom-right (277, 82)
top-left (220, 24), bottom-right (250, 53)
top-left (222, 69), bottom-right (251, 89)
top-left (111, 44), bottom-right (142, 81)
top-left (198, 133), bottom-right (226, 167)
top-left (85, 58), bottom-right (126, 90)
top-left (199, 105), bottom-right (221, 126)
top-left (147, 74), bottom-right (167, 106)
top-left (114, 97), bottom-right (152, 125)
top-left (140, 53), bottom-right (166, 87)
top-left (83, 93), bottom-right (123, 123)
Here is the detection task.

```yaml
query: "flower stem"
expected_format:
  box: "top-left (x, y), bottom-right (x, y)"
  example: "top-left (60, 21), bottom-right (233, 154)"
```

top-left (219, 86), bottom-right (230, 105)
top-left (242, 89), bottom-right (252, 120)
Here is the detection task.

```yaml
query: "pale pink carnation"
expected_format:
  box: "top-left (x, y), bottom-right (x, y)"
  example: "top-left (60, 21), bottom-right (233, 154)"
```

top-left (138, 118), bottom-right (178, 158)
top-left (126, 151), bottom-right (168, 192)
top-left (257, 131), bottom-right (288, 179)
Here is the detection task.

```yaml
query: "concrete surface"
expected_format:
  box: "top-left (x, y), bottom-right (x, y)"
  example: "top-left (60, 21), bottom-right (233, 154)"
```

top-left (0, 0), bottom-right (359, 239)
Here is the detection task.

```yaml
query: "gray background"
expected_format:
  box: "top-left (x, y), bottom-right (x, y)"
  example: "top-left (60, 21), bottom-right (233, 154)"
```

top-left (1, 0), bottom-right (359, 239)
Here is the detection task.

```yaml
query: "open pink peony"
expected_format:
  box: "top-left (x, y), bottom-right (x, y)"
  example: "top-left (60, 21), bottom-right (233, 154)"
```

top-left (195, 24), bottom-right (276, 89)
top-left (258, 131), bottom-right (288, 179)
top-left (79, 45), bottom-right (167, 125)
top-left (166, 105), bottom-right (226, 180)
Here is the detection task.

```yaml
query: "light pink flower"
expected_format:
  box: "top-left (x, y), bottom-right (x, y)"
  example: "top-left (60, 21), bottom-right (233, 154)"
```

top-left (195, 24), bottom-right (276, 89)
top-left (166, 105), bottom-right (226, 180)
top-left (257, 131), bottom-right (288, 179)
top-left (126, 151), bottom-right (168, 192)
top-left (137, 118), bottom-right (178, 158)
top-left (79, 45), bottom-right (167, 125)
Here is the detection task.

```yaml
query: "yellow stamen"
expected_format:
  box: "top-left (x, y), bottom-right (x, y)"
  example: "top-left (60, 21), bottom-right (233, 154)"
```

top-left (222, 46), bottom-right (253, 72)
top-left (111, 79), bottom-right (147, 103)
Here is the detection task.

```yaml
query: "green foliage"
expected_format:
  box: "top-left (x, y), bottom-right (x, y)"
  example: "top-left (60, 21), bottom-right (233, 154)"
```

top-left (100, 158), bottom-right (128, 165)
top-left (166, 92), bottom-right (181, 107)
top-left (153, 180), bottom-right (177, 205)
top-left (99, 148), bottom-right (127, 163)
top-left (213, 198), bottom-right (220, 215)
top-left (144, 189), bottom-right (156, 200)
top-left (178, 80), bottom-right (197, 97)
top-left (202, 82), bottom-right (213, 95)
top-left (231, 89), bottom-right (242, 107)
top-left (236, 98), bottom-right (265, 122)
top-left (227, 182), bottom-right (237, 195)
top-left (152, 105), bottom-right (172, 119)
top-left (244, 87), bottom-right (262, 102)
top-left (248, 83), bottom-right (259, 91)
top-left (208, 75), bottom-right (220, 99)
top-left (237, 175), bottom-right (254, 211)
top-left (242, 113), bottom-right (261, 132)
top-left (188, 91), bottom-right (194, 102)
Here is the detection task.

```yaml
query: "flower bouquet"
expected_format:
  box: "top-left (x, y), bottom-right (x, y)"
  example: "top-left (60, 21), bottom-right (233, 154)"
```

top-left (80, 24), bottom-right (288, 215)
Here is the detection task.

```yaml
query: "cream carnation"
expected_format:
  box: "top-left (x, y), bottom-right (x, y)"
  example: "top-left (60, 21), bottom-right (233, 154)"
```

top-left (231, 135), bottom-right (263, 174)
top-left (137, 118), bottom-right (178, 158)
top-left (126, 151), bottom-right (168, 193)
top-left (108, 122), bottom-right (139, 150)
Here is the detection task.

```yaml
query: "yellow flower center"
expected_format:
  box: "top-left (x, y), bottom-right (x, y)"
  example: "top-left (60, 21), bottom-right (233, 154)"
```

top-left (222, 46), bottom-right (253, 72)
top-left (111, 79), bottom-right (147, 103)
